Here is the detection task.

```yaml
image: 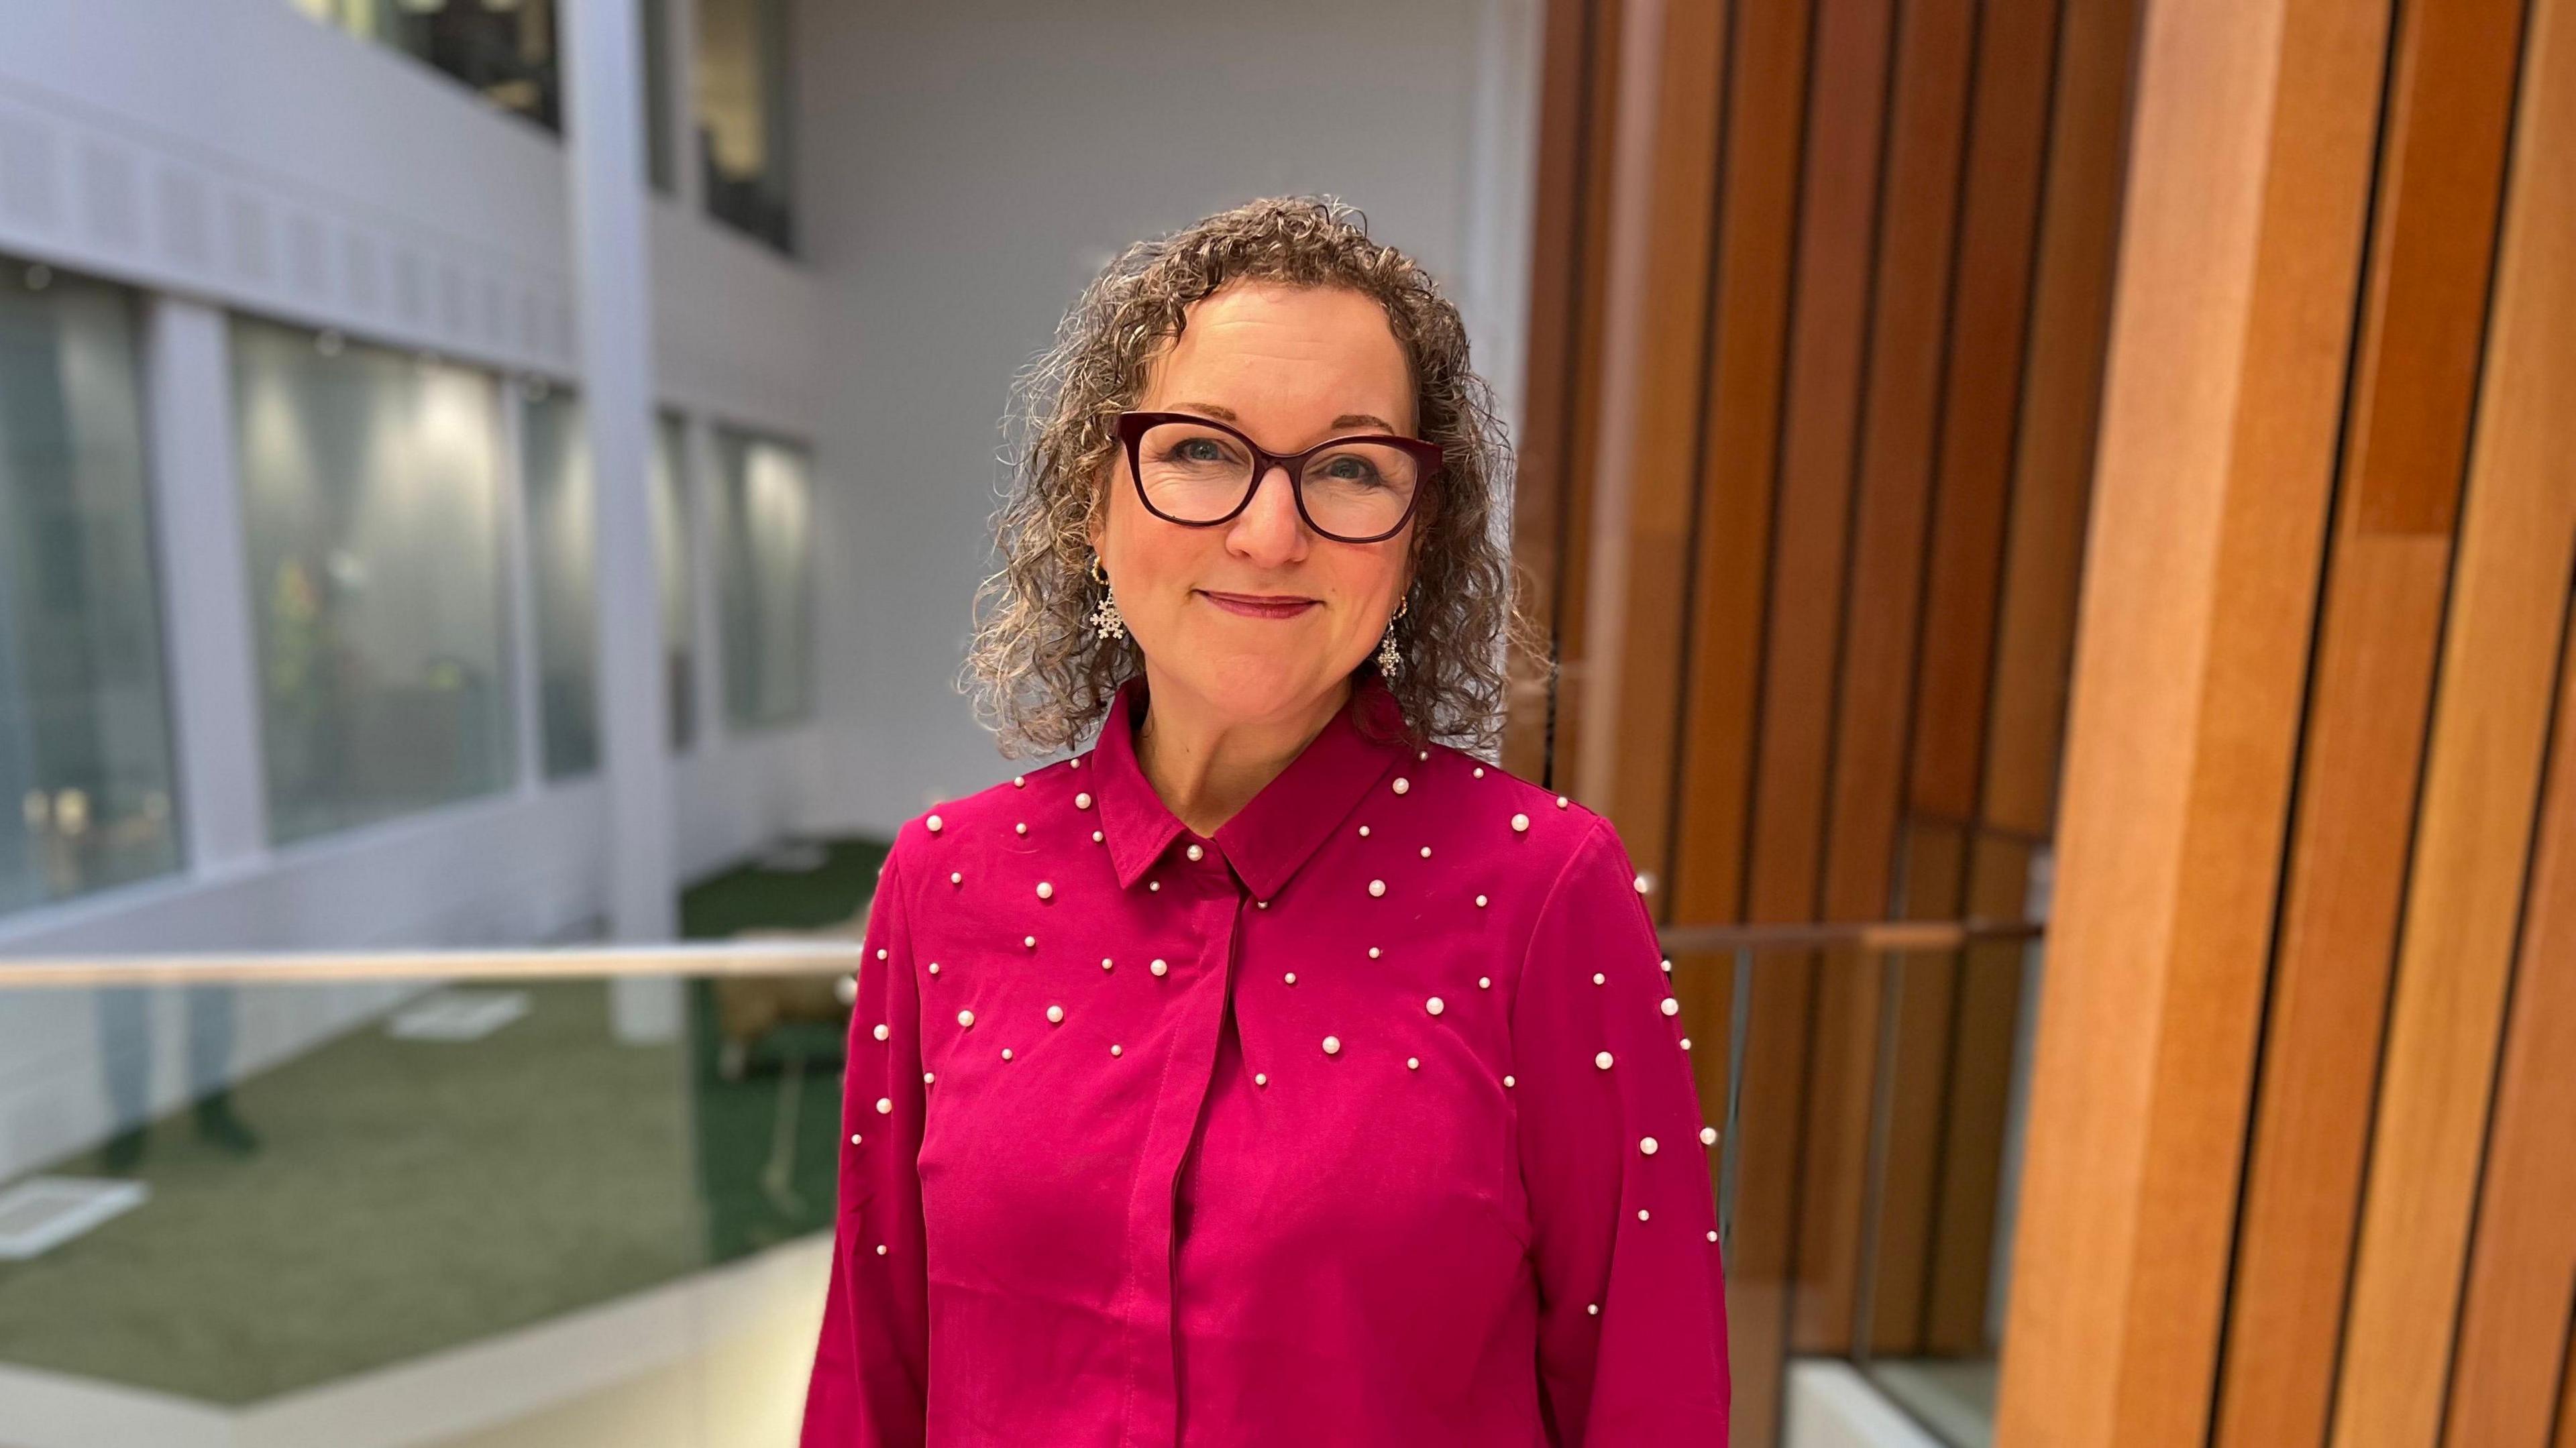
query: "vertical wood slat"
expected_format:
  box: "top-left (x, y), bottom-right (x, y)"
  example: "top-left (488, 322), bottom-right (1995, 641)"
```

top-left (1992, 0), bottom-right (2348, 1437)
top-left (2330, 0), bottom-right (2576, 1436)
top-left (2341, 0), bottom-right (2531, 537)
top-left (2445, 616), bottom-right (2576, 1447)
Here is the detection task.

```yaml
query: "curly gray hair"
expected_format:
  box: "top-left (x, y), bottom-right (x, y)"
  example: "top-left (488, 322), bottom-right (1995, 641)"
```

top-left (958, 195), bottom-right (1548, 760)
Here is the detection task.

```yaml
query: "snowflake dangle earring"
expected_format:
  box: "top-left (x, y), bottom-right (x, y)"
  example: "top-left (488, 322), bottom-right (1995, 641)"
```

top-left (1377, 597), bottom-right (1408, 679)
top-left (1087, 554), bottom-right (1127, 643)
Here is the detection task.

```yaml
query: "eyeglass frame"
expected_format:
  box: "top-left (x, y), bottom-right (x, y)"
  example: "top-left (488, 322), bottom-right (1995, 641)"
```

top-left (1113, 410), bottom-right (1442, 545)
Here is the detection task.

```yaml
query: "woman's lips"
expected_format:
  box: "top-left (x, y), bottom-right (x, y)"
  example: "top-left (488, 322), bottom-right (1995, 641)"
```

top-left (1198, 590), bottom-right (1320, 620)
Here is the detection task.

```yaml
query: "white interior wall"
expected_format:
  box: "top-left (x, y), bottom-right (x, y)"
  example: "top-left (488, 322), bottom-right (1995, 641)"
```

top-left (790, 0), bottom-right (1543, 835)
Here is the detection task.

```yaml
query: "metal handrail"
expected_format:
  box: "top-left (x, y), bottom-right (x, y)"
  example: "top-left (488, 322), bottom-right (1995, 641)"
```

top-left (1657, 917), bottom-right (2041, 955)
top-left (0, 939), bottom-right (867, 990)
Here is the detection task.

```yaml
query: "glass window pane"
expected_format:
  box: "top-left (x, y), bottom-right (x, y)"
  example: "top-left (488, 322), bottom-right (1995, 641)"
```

top-left (233, 317), bottom-right (515, 844)
top-left (521, 385), bottom-right (597, 780)
top-left (694, 0), bottom-right (796, 254)
top-left (714, 427), bottom-right (810, 731)
top-left (653, 410), bottom-right (695, 750)
top-left (0, 260), bottom-right (182, 915)
top-left (291, 0), bottom-right (562, 133)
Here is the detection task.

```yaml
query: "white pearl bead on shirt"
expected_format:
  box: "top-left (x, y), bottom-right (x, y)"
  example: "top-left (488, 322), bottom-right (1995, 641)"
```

top-left (1596, 1051), bottom-right (1615, 1070)
top-left (1662, 997), bottom-right (1680, 1016)
top-left (1512, 813), bottom-right (1529, 833)
top-left (873, 1023), bottom-right (890, 1042)
top-left (1479, 977), bottom-right (1491, 989)
top-left (926, 814), bottom-right (944, 832)
top-left (1076, 792), bottom-right (1093, 808)
top-left (1015, 822), bottom-right (1027, 836)
top-left (1150, 958), bottom-right (1169, 977)
top-left (1186, 843), bottom-right (1204, 861)
top-left (1013, 775), bottom-right (1026, 788)
top-left (1426, 996), bottom-right (1445, 1016)
top-left (1393, 777), bottom-right (1409, 794)
top-left (1046, 1004), bottom-right (1065, 1024)
top-left (1701, 1126), bottom-right (1719, 1146)
top-left (1593, 972), bottom-right (1606, 986)
top-left (1640, 1136), bottom-right (1659, 1155)
top-left (875, 1097), bottom-right (892, 1114)
top-left (1407, 1057), bottom-right (1420, 1070)
top-left (957, 1009), bottom-right (974, 1029)
top-left (1368, 879), bottom-right (1386, 897)
top-left (1036, 881), bottom-right (1053, 900)
top-left (1322, 1036), bottom-right (1342, 1056)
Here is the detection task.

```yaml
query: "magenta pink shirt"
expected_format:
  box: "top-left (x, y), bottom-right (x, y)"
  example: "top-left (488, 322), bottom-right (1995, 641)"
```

top-left (802, 671), bottom-right (1731, 1446)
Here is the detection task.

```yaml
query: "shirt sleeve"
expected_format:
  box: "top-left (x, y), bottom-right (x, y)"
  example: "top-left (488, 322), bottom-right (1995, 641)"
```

top-left (1513, 818), bottom-right (1731, 1445)
top-left (801, 838), bottom-right (930, 1447)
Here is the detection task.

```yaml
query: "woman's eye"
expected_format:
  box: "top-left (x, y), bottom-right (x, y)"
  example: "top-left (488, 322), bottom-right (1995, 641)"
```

top-left (1321, 456), bottom-right (1381, 483)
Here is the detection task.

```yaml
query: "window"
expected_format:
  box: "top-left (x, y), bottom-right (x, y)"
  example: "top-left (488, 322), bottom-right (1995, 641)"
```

top-left (290, 0), bottom-right (563, 133)
top-left (694, 0), bottom-right (796, 253)
top-left (713, 427), bottom-right (811, 730)
top-left (232, 317), bottom-right (515, 843)
top-left (0, 260), bottom-right (182, 915)
top-left (652, 410), bottom-right (696, 749)
top-left (519, 384), bottom-right (596, 779)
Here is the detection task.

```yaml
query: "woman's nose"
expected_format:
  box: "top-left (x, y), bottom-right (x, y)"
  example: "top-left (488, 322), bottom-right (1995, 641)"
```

top-left (1227, 461), bottom-right (1309, 559)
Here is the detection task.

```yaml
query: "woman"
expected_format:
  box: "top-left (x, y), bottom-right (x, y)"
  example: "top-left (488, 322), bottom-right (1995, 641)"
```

top-left (802, 197), bottom-right (1731, 1446)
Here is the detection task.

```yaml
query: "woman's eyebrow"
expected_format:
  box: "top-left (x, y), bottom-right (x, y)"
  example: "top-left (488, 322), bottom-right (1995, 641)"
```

top-left (1169, 400), bottom-right (1399, 434)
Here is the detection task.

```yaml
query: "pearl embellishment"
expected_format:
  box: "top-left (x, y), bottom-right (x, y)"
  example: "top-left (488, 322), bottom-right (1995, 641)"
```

top-left (1255, 1072), bottom-right (1269, 1087)
top-left (1477, 894), bottom-right (1488, 907)
top-left (1093, 830), bottom-right (1104, 842)
top-left (851, 1133), bottom-right (862, 1145)
top-left (1593, 972), bottom-right (1607, 986)
top-left (1015, 822), bottom-right (1027, 835)
top-left (1187, 843), bottom-right (1204, 861)
top-left (957, 1009), bottom-right (975, 1029)
top-left (1474, 767), bottom-right (1485, 777)
top-left (876, 1244), bottom-right (888, 1256)
top-left (1103, 957), bottom-right (1114, 971)
top-left (1024, 935), bottom-right (1037, 949)
top-left (1511, 813), bottom-right (1529, 832)
top-left (1479, 977), bottom-right (1491, 989)
top-left (875, 1097), bottom-right (892, 1114)
top-left (1368, 879), bottom-right (1385, 897)
top-left (1426, 996), bottom-right (1445, 1016)
top-left (926, 814), bottom-right (944, 832)
top-left (1587, 1303), bottom-right (1599, 1316)
top-left (1150, 958), bottom-right (1169, 977)
top-left (1393, 777), bottom-right (1409, 794)
top-left (1596, 1051), bottom-right (1615, 1070)
top-left (928, 962), bottom-right (941, 976)
top-left (1633, 874), bottom-right (1650, 893)
top-left (1640, 1136), bottom-right (1659, 1155)
top-left (951, 871), bottom-right (963, 885)
top-left (873, 1023), bottom-right (890, 1042)
top-left (1036, 881), bottom-right (1053, 900)
top-left (1046, 1004), bottom-right (1065, 1024)
top-left (1285, 972), bottom-right (1297, 985)
top-left (1662, 997), bottom-right (1680, 1016)
top-left (1407, 1057), bottom-right (1420, 1070)
top-left (1368, 947), bottom-right (1381, 960)
top-left (1503, 1074), bottom-right (1516, 1088)
top-left (1002, 1048), bottom-right (1013, 1061)
top-left (1322, 1036), bottom-right (1342, 1056)
top-left (1701, 1126), bottom-right (1719, 1146)
top-left (1419, 846), bottom-right (1432, 858)
top-left (1112, 1044), bottom-right (1123, 1056)
top-left (1076, 792), bottom-right (1092, 807)
top-left (1013, 775), bottom-right (1025, 787)
top-left (1556, 795), bottom-right (1570, 809)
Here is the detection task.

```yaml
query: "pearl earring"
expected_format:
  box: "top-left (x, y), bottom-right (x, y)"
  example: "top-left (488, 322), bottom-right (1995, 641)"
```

top-left (1377, 598), bottom-right (1408, 679)
top-left (1088, 555), bottom-right (1126, 643)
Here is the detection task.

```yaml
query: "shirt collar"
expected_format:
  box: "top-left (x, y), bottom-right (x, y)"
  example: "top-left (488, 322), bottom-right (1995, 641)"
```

top-left (1089, 671), bottom-right (1414, 901)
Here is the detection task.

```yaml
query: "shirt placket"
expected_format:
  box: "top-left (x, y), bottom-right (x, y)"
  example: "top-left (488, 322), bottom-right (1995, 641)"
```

top-left (1118, 836), bottom-right (1246, 1448)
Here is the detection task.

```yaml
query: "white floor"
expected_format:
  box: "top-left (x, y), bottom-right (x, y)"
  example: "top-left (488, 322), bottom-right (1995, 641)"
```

top-left (0, 1234), bottom-right (833, 1448)
top-left (1784, 1359), bottom-right (1952, 1448)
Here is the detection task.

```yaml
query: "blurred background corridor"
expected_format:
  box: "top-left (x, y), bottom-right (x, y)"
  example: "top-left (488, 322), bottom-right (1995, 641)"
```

top-left (1, 1), bottom-right (2571, 1445)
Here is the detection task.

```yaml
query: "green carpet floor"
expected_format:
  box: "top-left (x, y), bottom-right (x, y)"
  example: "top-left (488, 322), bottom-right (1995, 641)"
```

top-left (0, 835), bottom-right (887, 1406)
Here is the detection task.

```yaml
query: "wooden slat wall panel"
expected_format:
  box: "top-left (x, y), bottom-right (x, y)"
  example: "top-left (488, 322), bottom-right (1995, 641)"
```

top-left (1784, 0), bottom-right (1974, 1363)
top-left (1991, 0), bottom-right (2351, 1437)
top-left (1721, 0), bottom-right (1915, 1434)
top-left (1862, 0), bottom-right (2140, 1363)
top-left (1567, 0), bottom-right (1729, 828)
top-left (1502, 0), bottom-right (1605, 781)
top-left (1515, 0), bottom-right (1629, 789)
top-left (2200, 0), bottom-right (2438, 1440)
top-left (2330, 0), bottom-right (2576, 1435)
top-left (2445, 618), bottom-right (2576, 1447)
top-left (1670, 0), bottom-right (1813, 1110)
